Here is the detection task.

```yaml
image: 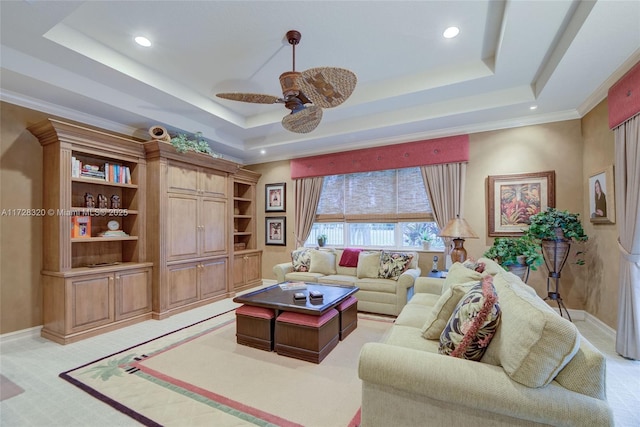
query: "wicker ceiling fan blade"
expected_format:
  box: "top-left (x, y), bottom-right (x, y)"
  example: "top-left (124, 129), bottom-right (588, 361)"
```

top-left (299, 67), bottom-right (357, 109)
top-left (216, 93), bottom-right (281, 104)
top-left (281, 105), bottom-right (323, 133)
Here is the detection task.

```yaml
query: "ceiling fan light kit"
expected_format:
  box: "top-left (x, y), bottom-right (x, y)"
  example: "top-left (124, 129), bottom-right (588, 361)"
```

top-left (216, 30), bottom-right (357, 134)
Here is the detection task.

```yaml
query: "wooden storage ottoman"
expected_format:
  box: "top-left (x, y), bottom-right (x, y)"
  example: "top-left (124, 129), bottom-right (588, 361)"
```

top-left (235, 305), bottom-right (275, 351)
top-left (275, 309), bottom-right (339, 363)
top-left (336, 296), bottom-right (358, 340)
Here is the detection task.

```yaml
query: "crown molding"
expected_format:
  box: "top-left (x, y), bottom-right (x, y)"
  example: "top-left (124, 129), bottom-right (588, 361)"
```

top-left (578, 48), bottom-right (640, 117)
top-left (0, 89), bottom-right (140, 137)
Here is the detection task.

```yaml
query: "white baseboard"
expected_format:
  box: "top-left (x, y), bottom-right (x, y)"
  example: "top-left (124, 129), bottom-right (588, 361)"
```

top-left (584, 311), bottom-right (617, 339)
top-left (0, 326), bottom-right (41, 343)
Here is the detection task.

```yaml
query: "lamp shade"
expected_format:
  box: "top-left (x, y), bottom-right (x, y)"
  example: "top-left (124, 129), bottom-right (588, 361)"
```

top-left (439, 216), bottom-right (479, 239)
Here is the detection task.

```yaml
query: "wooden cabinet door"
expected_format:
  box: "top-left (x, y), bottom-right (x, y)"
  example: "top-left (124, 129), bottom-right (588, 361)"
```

top-left (167, 262), bottom-right (199, 308)
top-left (200, 170), bottom-right (227, 198)
top-left (244, 252), bottom-right (262, 285)
top-left (66, 273), bottom-right (114, 333)
top-left (200, 258), bottom-right (228, 299)
top-left (201, 198), bottom-right (227, 257)
top-left (233, 254), bottom-right (245, 288)
top-left (167, 163), bottom-right (198, 194)
top-left (115, 267), bottom-right (152, 321)
top-left (167, 194), bottom-right (199, 260)
top-left (234, 251), bottom-right (262, 289)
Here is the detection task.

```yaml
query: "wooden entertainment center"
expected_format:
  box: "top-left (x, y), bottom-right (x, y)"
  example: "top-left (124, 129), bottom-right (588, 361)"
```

top-left (29, 119), bottom-right (262, 344)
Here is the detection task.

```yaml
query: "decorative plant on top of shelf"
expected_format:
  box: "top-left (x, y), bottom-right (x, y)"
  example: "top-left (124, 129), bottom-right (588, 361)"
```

top-left (317, 234), bottom-right (328, 247)
top-left (170, 132), bottom-right (222, 159)
top-left (483, 235), bottom-right (543, 271)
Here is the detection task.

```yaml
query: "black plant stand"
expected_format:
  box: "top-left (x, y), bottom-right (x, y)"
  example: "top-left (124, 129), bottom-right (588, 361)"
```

top-left (541, 239), bottom-right (572, 321)
top-left (546, 275), bottom-right (571, 321)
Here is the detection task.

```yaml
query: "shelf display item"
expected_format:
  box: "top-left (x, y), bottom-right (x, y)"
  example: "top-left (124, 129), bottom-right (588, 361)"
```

top-left (71, 216), bottom-right (91, 238)
top-left (84, 193), bottom-right (95, 208)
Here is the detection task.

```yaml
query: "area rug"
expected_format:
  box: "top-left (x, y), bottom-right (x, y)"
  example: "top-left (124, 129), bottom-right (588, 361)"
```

top-left (60, 310), bottom-right (393, 427)
top-left (0, 374), bottom-right (25, 401)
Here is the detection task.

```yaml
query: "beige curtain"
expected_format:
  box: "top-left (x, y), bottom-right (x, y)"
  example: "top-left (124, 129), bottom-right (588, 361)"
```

top-left (615, 113), bottom-right (640, 360)
top-left (421, 163), bottom-right (467, 266)
top-left (294, 177), bottom-right (324, 248)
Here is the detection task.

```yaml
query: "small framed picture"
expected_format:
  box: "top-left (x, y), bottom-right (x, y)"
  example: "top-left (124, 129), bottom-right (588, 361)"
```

top-left (265, 183), bottom-right (286, 212)
top-left (266, 217), bottom-right (286, 246)
top-left (589, 165), bottom-right (615, 224)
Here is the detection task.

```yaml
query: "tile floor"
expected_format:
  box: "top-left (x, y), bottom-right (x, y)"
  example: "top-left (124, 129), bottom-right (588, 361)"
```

top-left (1, 287), bottom-right (639, 426)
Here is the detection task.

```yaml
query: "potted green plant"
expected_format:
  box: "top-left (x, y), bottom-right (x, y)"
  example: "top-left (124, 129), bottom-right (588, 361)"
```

top-left (525, 208), bottom-right (588, 243)
top-left (525, 208), bottom-right (588, 270)
top-left (483, 235), bottom-right (543, 280)
top-left (421, 231), bottom-right (436, 250)
top-left (317, 234), bottom-right (328, 247)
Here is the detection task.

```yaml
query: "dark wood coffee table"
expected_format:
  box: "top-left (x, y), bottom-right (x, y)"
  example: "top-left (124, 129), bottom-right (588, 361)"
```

top-left (233, 282), bottom-right (358, 316)
top-left (233, 282), bottom-right (359, 362)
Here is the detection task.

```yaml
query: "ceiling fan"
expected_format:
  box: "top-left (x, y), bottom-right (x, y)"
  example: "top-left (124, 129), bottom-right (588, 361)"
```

top-left (216, 30), bottom-right (357, 134)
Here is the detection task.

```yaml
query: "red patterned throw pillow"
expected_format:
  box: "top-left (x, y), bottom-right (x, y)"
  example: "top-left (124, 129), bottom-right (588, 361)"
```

top-left (439, 275), bottom-right (501, 361)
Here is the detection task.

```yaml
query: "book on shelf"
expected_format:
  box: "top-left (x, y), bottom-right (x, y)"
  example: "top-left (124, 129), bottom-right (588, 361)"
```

top-left (70, 158), bottom-right (131, 184)
top-left (103, 163), bottom-right (131, 184)
top-left (71, 216), bottom-right (91, 238)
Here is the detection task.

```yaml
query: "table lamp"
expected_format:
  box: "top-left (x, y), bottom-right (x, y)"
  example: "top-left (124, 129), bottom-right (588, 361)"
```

top-left (439, 215), bottom-right (479, 264)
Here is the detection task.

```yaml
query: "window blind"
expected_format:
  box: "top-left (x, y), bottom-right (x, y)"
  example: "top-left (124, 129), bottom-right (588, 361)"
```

top-left (315, 168), bottom-right (433, 222)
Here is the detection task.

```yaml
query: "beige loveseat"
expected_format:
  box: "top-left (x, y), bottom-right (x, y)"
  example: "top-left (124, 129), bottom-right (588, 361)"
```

top-left (273, 248), bottom-right (420, 316)
top-left (358, 258), bottom-right (613, 427)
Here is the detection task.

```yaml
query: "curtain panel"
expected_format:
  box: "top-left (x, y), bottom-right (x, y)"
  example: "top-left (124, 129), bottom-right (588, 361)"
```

top-left (614, 113), bottom-right (640, 360)
top-left (420, 162), bottom-right (468, 267)
top-left (293, 177), bottom-right (324, 248)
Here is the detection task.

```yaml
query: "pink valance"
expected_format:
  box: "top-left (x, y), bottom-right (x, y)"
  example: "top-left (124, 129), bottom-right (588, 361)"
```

top-left (290, 134), bottom-right (469, 179)
top-left (609, 61), bottom-right (640, 129)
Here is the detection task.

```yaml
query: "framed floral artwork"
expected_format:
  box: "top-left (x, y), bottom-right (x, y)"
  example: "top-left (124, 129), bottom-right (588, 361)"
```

top-left (589, 165), bottom-right (615, 224)
top-left (488, 171), bottom-right (555, 236)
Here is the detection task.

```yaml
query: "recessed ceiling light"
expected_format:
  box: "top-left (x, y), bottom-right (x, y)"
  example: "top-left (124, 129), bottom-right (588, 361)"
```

top-left (134, 36), bottom-right (151, 47)
top-left (443, 27), bottom-right (460, 39)
top-left (260, 149), bottom-right (266, 155)
top-left (530, 105), bottom-right (538, 110)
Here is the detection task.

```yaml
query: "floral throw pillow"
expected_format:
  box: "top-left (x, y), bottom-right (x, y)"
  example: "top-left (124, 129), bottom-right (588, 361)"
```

top-left (377, 251), bottom-right (413, 280)
top-left (291, 249), bottom-right (311, 272)
top-left (439, 275), bottom-right (501, 361)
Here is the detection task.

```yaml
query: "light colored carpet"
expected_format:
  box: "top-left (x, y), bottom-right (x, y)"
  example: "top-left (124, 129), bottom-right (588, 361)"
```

top-left (61, 310), bottom-right (393, 427)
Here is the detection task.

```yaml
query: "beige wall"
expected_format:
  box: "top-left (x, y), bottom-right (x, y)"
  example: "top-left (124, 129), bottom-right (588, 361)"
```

top-left (466, 120), bottom-right (588, 311)
top-left (250, 120), bottom-right (590, 311)
top-left (0, 102), bottom-right (48, 333)
top-left (581, 99), bottom-right (619, 328)
top-left (0, 99), bottom-right (619, 333)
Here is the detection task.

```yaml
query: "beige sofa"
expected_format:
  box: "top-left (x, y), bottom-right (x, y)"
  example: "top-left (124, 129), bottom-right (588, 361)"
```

top-left (358, 258), bottom-right (613, 427)
top-left (273, 248), bottom-right (420, 316)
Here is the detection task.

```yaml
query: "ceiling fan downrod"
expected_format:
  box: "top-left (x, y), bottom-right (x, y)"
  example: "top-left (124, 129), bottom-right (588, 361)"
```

top-left (286, 30), bottom-right (301, 72)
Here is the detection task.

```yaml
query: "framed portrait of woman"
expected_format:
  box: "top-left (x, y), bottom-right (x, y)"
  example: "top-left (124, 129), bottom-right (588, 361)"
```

top-left (589, 165), bottom-right (615, 224)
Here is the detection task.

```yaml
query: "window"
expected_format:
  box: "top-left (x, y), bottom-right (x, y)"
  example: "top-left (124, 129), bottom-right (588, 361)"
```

top-left (304, 168), bottom-right (444, 250)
